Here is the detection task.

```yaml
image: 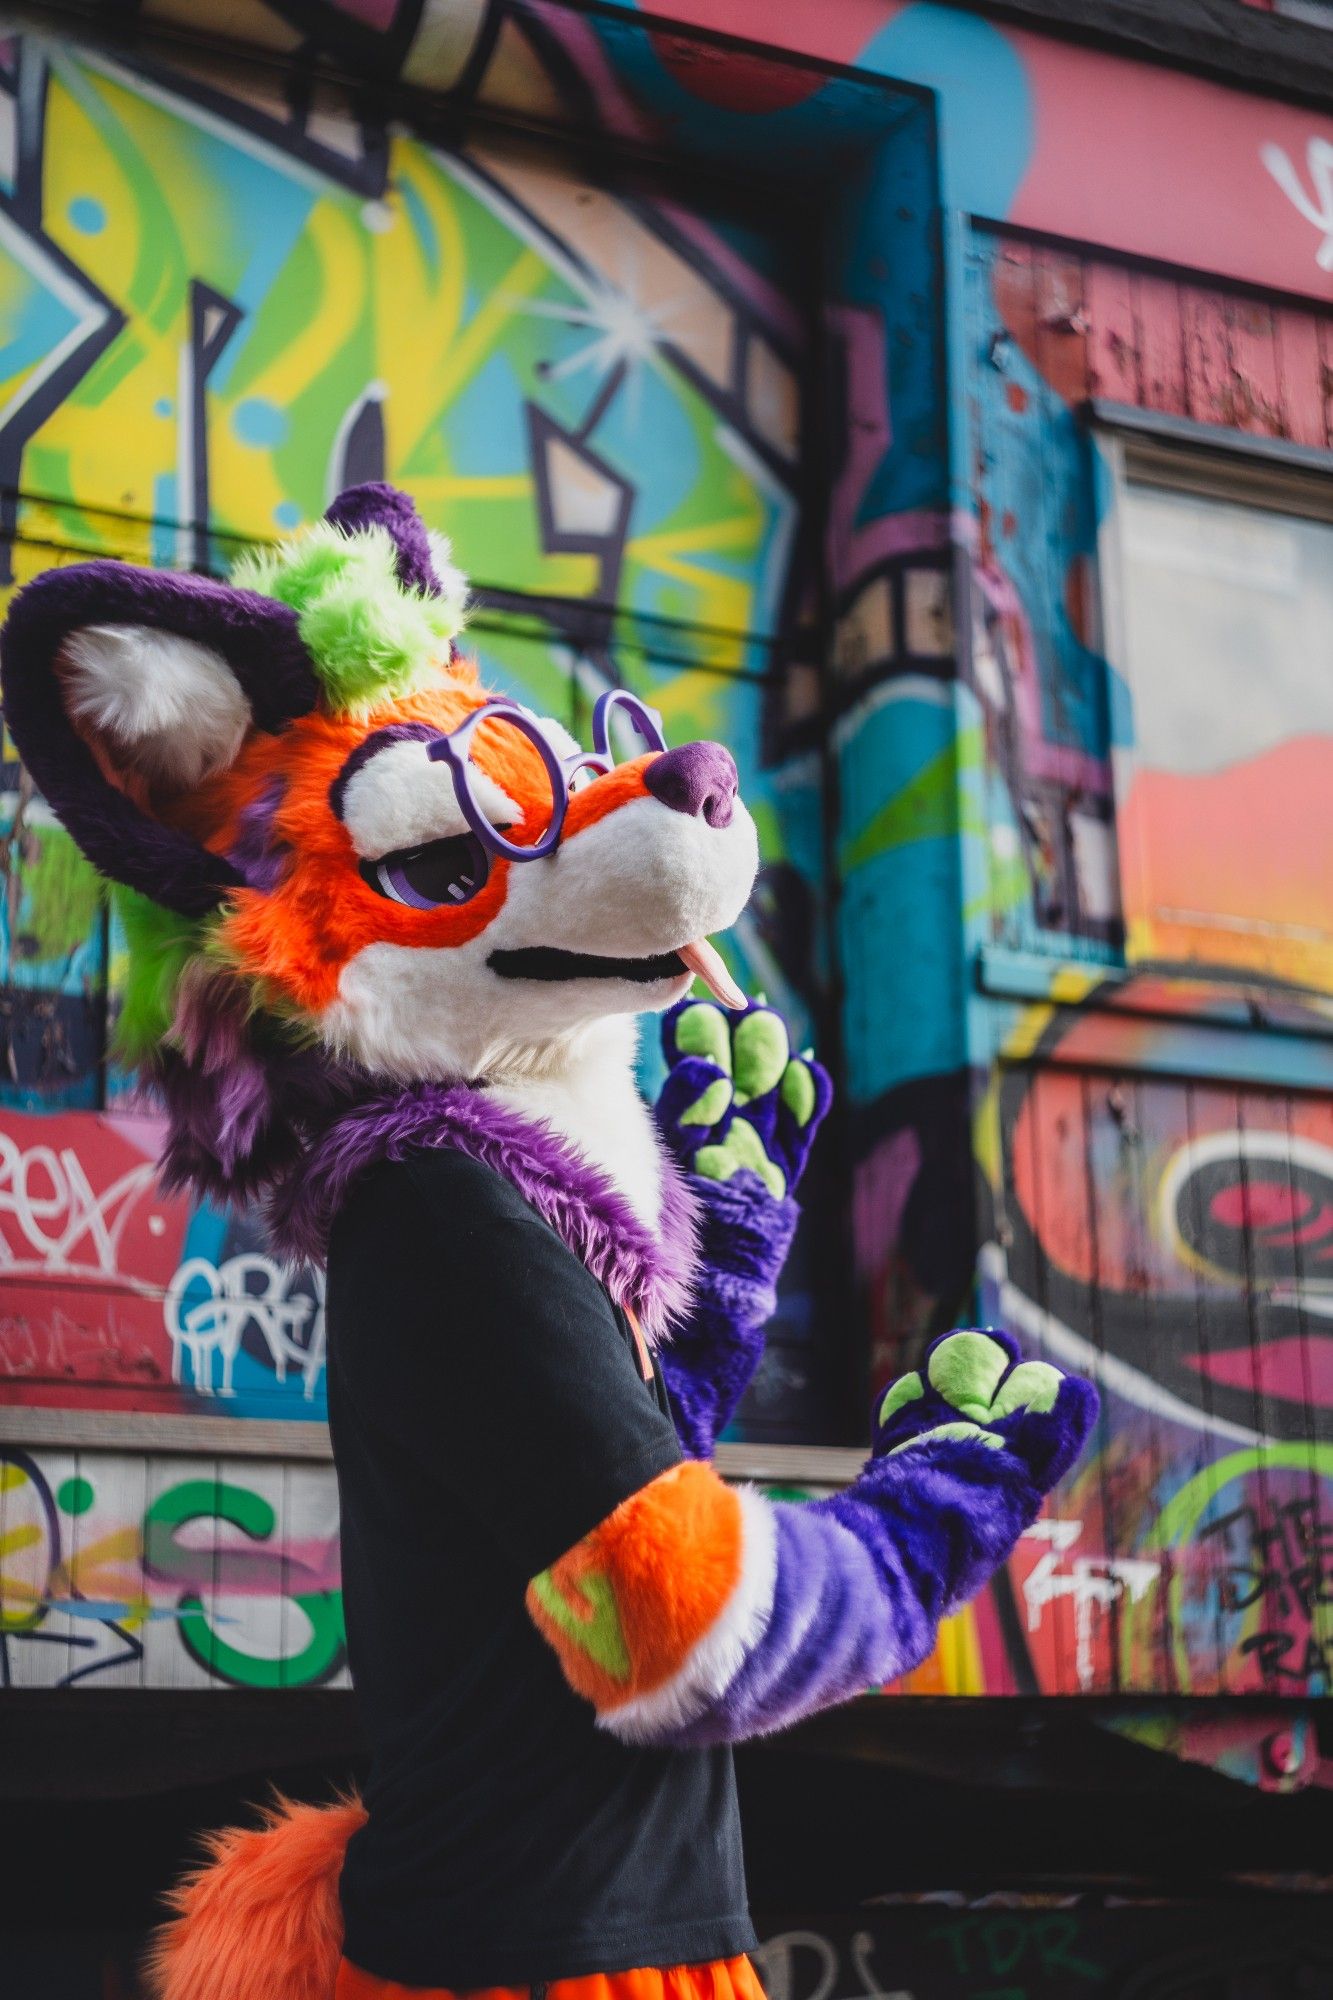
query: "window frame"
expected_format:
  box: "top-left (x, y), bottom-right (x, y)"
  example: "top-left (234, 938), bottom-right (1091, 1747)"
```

top-left (1091, 398), bottom-right (1333, 993)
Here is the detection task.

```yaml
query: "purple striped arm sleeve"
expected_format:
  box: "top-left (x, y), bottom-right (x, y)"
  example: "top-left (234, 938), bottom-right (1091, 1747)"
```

top-left (605, 1436), bottom-right (1044, 1747)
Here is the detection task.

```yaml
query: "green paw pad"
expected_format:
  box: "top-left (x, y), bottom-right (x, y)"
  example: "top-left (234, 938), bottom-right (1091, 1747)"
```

top-left (877, 1371), bottom-right (925, 1427)
top-left (674, 1002), bottom-right (733, 1073)
top-left (780, 1058), bottom-right (818, 1127)
top-left (679, 1075), bottom-right (733, 1128)
top-left (695, 1117), bottom-right (786, 1199)
top-left (991, 1361), bottom-right (1063, 1418)
top-left (889, 1420), bottom-right (1005, 1458)
top-left (927, 1331), bottom-right (1012, 1421)
top-left (732, 1009), bottom-right (790, 1107)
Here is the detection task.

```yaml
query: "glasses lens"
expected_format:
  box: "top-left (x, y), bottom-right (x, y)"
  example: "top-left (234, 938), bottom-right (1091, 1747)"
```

top-left (465, 712), bottom-right (559, 851)
top-left (603, 695), bottom-right (666, 764)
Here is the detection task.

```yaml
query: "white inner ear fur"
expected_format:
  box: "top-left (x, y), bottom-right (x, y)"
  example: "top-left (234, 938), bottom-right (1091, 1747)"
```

top-left (523, 708), bottom-right (581, 762)
top-left (424, 529), bottom-right (469, 623)
top-left (60, 623), bottom-right (251, 791)
top-left (340, 735), bottom-right (520, 858)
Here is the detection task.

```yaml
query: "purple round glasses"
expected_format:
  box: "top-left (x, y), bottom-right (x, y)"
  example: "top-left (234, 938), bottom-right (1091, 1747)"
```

top-left (428, 688), bottom-right (664, 860)
top-left (425, 689), bottom-right (667, 862)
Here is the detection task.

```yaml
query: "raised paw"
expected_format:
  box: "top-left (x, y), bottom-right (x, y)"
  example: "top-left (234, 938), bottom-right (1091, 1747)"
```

top-left (873, 1328), bottom-right (1098, 1494)
top-left (656, 996), bottom-right (832, 1199)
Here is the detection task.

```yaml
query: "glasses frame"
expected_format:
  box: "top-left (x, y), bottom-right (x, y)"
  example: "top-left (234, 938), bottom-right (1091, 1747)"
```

top-left (426, 689), bottom-right (667, 862)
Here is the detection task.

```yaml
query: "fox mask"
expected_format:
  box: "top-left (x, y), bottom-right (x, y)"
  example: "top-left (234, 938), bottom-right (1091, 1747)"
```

top-left (0, 483), bottom-right (758, 1198)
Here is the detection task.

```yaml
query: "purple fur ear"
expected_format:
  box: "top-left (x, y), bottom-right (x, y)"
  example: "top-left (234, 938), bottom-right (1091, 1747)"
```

top-left (156, 968), bottom-right (354, 1204)
top-left (0, 561), bottom-right (321, 917)
top-left (323, 482), bottom-right (444, 597)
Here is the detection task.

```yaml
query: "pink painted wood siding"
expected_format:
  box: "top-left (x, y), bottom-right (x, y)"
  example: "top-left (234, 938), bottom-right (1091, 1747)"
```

top-left (1003, 235), bottom-right (1333, 446)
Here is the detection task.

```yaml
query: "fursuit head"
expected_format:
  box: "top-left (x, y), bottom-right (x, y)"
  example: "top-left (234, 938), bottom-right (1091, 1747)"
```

top-left (0, 482), bottom-right (758, 1231)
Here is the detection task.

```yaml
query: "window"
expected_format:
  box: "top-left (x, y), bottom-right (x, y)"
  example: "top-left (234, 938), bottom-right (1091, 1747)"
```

top-left (1100, 432), bottom-right (1333, 991)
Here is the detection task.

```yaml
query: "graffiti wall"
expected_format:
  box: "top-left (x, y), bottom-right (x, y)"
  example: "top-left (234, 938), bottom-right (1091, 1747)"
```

top-left (98, 0), bottom-right (1333, 299)
top-left (9, 1423), bottom-right (1326, 1702)
top-left (949, 222), bottom-right (1333, 1699)
top-left (0, 1107), bottom-right (327, 1418)
top-left (0, 8), bottom-right (847, 1431)
top-left (0, 1444), bottom-right (345, 1688)
top-left (2, 0), bottom-right (1331, 1707)
top-left (12, 1897), bottom-right (1333, 1999)
top-left (973, 1009), bottom-right (1333, 1698)
top-left (751, 1904), bottom-right (1333, 2000)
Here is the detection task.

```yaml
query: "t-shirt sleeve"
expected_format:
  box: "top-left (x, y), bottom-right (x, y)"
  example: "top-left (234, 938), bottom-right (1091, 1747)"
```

top-left (327, 1148), bottom-right (682, 1577)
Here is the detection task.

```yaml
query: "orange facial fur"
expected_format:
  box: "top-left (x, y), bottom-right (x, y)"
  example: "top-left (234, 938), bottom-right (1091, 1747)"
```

top-left (157, 671), bottom-right (655, 1017)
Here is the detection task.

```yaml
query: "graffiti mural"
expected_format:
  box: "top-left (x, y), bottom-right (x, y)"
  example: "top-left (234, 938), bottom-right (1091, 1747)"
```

top-left (0, 1108), bottom-right (326, 1418)
top-left (1, 0), bottom-right (1331, 1712)
top-left (0, 10), bottom-right (838, 1430)
top-left (750, 1902), bottom-right (1333, 2000)
top-left (0, 1446), bottom-right (345, 1688)
top-left (0, 16), bottom-right (822, 1101)
top-left (941, 973), bottom-right (1333, 1699)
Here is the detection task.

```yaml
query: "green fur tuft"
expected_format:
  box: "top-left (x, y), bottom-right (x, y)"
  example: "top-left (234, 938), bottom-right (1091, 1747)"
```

top-left (231, 523), bottom-right (465, 715)
top-left (110, 887), bottom-right (205, 1059)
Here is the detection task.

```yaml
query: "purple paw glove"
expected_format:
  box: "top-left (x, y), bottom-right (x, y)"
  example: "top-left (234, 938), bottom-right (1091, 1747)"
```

top-left (657, 996), bottom-right (832, 1199)
top-left (873, 1327), bottom-right (1099, 1493)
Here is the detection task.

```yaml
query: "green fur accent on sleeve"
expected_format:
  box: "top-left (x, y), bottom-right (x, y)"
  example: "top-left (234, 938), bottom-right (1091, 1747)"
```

top-left (231, 524), bottom-right (466, 715)
top-left (110, 886), bottom-right (204, 1059)
top-left (529, 1566), bottom-right (630, 1681)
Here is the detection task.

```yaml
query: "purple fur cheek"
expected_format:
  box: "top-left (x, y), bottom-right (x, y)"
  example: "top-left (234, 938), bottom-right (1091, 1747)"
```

top-left (227, 777), bottom-right (290, 891)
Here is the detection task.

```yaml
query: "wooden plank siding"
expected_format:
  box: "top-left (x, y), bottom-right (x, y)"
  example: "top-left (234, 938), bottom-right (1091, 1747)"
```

top-left (992, 229), bottom-right (1333, 445)
top-left (992, 1059), bottom-right (1333, 1698)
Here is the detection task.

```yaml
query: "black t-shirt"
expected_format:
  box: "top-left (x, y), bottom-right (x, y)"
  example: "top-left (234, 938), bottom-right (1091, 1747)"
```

top-left (326, 1146), bottom-right (754, 1988)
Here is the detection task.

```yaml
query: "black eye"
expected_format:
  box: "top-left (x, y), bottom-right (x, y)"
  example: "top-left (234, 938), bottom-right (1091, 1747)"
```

top-left (361, 832), bottom-right (490, 909)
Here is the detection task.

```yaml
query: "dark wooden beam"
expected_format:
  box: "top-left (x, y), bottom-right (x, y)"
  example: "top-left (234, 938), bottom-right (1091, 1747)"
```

top-left (944, 0), bottom-right (1333, 113)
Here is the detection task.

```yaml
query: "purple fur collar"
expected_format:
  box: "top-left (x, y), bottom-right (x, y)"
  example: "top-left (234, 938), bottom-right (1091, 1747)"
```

top-left (266, 1079), bottom-right (699, 1344)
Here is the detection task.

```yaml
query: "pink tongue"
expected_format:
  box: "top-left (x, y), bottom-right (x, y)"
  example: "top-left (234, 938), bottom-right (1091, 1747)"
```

top-left (678, 938), bottom-right (747, 1010)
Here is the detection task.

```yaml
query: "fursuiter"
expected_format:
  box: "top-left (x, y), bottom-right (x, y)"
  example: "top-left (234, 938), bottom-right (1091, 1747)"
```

top-left (0, 484), bottom-right (1098, 2000)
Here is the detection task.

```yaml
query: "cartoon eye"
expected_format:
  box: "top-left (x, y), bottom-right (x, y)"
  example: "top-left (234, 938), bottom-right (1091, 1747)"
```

top-left (361, 831), bottom-right (491, 909)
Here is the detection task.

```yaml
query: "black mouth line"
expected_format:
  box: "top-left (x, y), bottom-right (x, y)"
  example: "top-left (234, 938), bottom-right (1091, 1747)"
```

top-left (488, 946), bottom-right (688, 985)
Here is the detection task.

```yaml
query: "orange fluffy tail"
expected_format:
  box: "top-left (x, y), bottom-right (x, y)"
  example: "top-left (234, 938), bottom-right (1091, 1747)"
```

top-left (144, 1792), bottom-right (367, 2000)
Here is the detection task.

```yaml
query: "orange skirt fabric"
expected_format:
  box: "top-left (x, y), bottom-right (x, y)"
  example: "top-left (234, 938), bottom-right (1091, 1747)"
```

top-left (335, 1953), bottom-right (767, 2000)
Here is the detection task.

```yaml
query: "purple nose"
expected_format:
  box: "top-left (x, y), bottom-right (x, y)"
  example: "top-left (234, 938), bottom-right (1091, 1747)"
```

top-left (643, 742), bottom-right (738, 828)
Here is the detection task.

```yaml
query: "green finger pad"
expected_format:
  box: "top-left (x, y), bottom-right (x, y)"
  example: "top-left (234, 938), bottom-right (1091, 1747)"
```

top-left (674, 1003), bottom-right (732, 1074)
top-left (878, 1372), bottom-right (924, 1426)
top-left (889, 1421), bottom-right (1005, 1458)
top-left (991, 1361), bottom-right (1063, 1419)
top-left (927, 1331), bottom-right (1010, 1417)
top-left (780, 1058), bottom-right (818, 1126)
top-left (679, 1075), bottom-right (732, 1128)
top-left (696, 1118), bottom-right (786, 1199)
top-left (731, 1010), bottom-right (789, 1106)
